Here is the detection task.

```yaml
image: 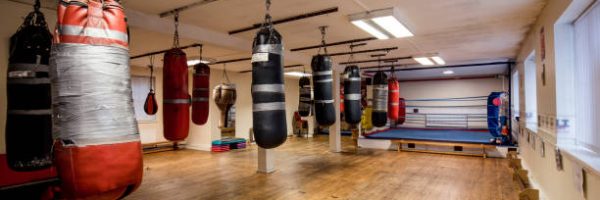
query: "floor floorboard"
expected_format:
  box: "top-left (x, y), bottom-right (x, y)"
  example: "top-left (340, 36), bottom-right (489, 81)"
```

top-left (126, 136), bottom-right (517, 200)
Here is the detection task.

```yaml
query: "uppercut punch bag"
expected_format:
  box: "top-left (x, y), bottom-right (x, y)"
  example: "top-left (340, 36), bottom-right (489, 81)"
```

top-left (50, 1), bottom-right (142, 199)
top-left (343, 66), bottom-right (362, 125)
top-left (163, 49), bottom-right (190, 141)
top-left (397, 98), bottom-right (406, 125)
top-left (144, 65), bottom-right (158, 115)
top-left (298, 76), bottom-right (312, 117)
top-left (213, 83), bottom-right (236, 128)
top-left (372, 72), bottom-right (388, 127)
top-left (192, 63), bottom-right (210, 125)
top-left (251, 21), bottom-right (287, 149)
top-left (311, 55), bottom-right (336, 126)
top-left (6, 2), bottom-right (53, 172)
top-left (388, 78), bottom-right (400, 121)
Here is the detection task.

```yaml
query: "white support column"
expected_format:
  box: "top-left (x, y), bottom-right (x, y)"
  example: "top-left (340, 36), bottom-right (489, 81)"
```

top-left (257, 147), bottom-right (275, 173)
top-left (330, 71), bottom-right (342, 152)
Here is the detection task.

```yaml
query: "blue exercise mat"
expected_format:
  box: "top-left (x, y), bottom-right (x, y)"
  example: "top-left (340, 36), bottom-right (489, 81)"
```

top-left (366, 128), bottom-right (495, 144)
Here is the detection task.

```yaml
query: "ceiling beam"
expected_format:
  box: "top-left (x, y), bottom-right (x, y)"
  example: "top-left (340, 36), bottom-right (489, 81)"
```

top-left (290, 37), bottom-right (375, 52)
top-left (228, 7), bottom-right (339, 35)
top-left (130, 43), bottom-right (202, 59)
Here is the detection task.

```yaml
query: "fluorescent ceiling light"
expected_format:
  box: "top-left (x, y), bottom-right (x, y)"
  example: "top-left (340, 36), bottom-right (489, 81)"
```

top-left (372, 16), bottom-right (413, 38)
top-left (349, 7), bottom-right (413, 40)
top-left (284, 71), bottom-right (311, 77)
top-left (413, 57), bottom-right (434, 66)
top-left (187, 59), bottom-right (211, 66)
top-left (443, 70), bottom-right (454, 75)
top-left (351, 20), bottom-right (389, 40)
top-left (431, 56), bottom-right (445, 65)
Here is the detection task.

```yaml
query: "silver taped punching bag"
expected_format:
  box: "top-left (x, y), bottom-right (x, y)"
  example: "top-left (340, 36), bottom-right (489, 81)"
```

top-left (372, 71), bottom-right (388, 127)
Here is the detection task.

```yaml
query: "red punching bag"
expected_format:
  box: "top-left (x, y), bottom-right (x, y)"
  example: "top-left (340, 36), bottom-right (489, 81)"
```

top-left (192, 61), bottom-right (210, 125)
top-left (388, 78), bottom-right (400, 121)
top-left (163, 48), bottom-right (190, 141)
top-left (51, 0), bottom-right (142, 199)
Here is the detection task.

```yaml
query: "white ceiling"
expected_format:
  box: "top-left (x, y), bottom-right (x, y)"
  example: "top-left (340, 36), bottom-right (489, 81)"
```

top-left (22, 0), bottom-right (546, 79)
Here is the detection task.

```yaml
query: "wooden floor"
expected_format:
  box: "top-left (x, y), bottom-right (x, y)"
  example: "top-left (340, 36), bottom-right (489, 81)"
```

top-left (126, 136), bottom-right (518, 200)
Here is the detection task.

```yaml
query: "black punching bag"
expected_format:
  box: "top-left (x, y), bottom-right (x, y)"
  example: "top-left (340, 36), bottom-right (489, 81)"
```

top-left (344, 66), bottom-right (361, 124)
top-left (251, 25), bottom-right (287, 149)
top-left (372, 71), bottom-right (388, 127)
top-left (311, 55), bottom-right (336, 126)
top-left (6, 6), bottom-right (53, 171)
top-left (298, 76), bottom-right (312, 117)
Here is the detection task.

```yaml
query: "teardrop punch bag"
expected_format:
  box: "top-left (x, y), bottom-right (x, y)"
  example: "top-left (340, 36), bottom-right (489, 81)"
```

top-left (251, 2), bottom-right (287, 149)
top-left (144, 56), bottom-right (158, 115)
top-left (311, 27), bottom-right (336, 126)
top-left (213, 66), bottom-right (236, 128)
top-left (343, 66), bottom-right (362, 124)
top-left (372, 71), bottom-right (388, 127)
top-left (5, 0), bottom-right (53, 172)
top-left (163, 13), bottom-right (191, 141)
top-left (298, 76), bottom-right (312, 117)
top-left (50, 0), bottom-right (142, 199)
top-left (192, 48), bottom-right (210, 125)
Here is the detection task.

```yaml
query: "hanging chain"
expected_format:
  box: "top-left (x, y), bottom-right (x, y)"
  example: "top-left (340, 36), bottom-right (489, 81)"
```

top-left (317, 26), bottom-right (328, 55)
top-left (34, 0), bottom-right (40, 12)
top-left (347, 43), bottom-right (355, 63)
top-left (199, 45), bottom-right (203, 61)
top-left (149, 55), bottom-right (155, 91)
top-left (172, 12), bottom-right (180, 48)
top-left (222, 63), bottom-right (231, 83)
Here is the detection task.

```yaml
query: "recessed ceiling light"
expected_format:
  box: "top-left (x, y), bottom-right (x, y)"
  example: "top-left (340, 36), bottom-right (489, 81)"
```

top-left (187, 59), bottom-right (211, 66)
top-left (349, 7), bottom-right (413, 40)
top-left (413, 57), bottom-right (434, 66)
top-left (351, 20), bottom-right (389, 40)
top-left (284, 71), bottom-right (311, 77)
top-left (443, 70), bottom-right (454, 75)
top-left (431, 56), bottom-right (446, 65)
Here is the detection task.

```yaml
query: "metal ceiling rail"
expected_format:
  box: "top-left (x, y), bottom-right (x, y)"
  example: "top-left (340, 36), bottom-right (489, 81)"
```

top-left (327, 47), bottom-right (398, 57)
top-left (238, 64), bottom-right (304, 73)
top-left (290, 37), bottom-right (375, 52)
top-left (159, 0), bottom-right (221, 18)
top-left (339, 56), bottom-right (413, 65)
top-left (130, 43), bottom-right (203, 59)
top-left (209, 57), bottom-right (252, 65)
top-left (228, 7), bottom-right (339, 35)
top-left (361, 61), bottom-right (514, 72)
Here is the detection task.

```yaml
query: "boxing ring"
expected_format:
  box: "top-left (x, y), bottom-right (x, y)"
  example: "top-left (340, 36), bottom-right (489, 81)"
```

top-left (360, 93), bottom-right (510, 157)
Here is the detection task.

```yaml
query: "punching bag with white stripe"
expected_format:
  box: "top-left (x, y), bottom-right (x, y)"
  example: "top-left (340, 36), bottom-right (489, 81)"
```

top-left (388, 78), bottom-right (400, 121)
top-left (163, 48), bottom-right (190, 141)
top-left (298, 76), bottom-right (312, 117)
top-left (6, 2), bottom-right (53, 172)
top-left (343, 66), bottom-right (362, 125)
top-left (251, 23), bottom-right (287, 149)
top-left (372, 72), bottom-right (388, 127)
top-left (192, 63), bottom-right (210, 125)
top-left (50, 0), bottom-right (142, 198)
top-left (311, 55), bottom-right (336, 126)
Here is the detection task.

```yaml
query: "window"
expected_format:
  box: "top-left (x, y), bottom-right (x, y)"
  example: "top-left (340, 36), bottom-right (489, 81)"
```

top-left (524, 51), bottom-right (537, 130)
top-left (131, 76), bottom-right (157, 122)
top-left (511, 71), bottom-right (520, 136)
top-left (573, 3), bottom-right (600, 153)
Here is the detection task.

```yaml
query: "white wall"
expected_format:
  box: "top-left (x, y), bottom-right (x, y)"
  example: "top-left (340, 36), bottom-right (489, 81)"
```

top-left (132, 65), bottom-right (300, 150)
top-left (514, 0), bottom-right (600, 199)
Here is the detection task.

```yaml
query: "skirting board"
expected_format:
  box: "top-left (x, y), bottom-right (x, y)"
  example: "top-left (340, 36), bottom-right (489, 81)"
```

top-left (185, 143), bottom-right (211, 151)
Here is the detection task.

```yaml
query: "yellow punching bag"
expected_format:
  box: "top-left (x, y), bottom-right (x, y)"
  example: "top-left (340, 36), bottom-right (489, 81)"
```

top-left (361, 106), bottom-right (373, 131)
